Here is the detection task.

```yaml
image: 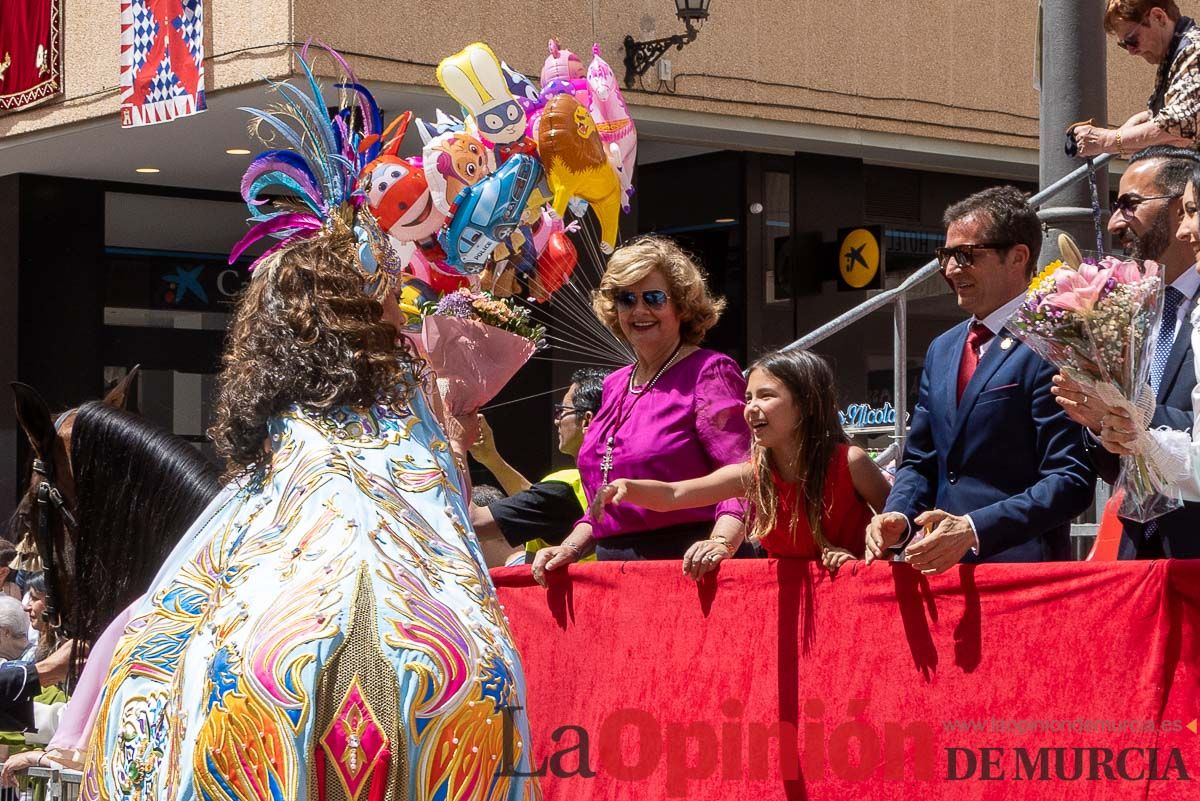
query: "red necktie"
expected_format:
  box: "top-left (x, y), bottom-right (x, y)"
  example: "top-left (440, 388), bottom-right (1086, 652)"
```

top-left (957, 322), bottom-right (995, 403)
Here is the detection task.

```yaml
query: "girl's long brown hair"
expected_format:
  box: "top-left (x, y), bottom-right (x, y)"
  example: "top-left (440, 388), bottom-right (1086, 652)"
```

top-left (210, 232), bottom-right (415, 474)
top-left (747, 350), bottom-right (848, 549)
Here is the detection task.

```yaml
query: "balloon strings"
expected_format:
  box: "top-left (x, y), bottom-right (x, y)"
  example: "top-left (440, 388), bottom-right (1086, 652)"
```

top-left (481, 383), bottom-right (574, 411)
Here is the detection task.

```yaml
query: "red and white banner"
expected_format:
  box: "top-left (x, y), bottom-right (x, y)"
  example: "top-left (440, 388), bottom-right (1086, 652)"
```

top-left (119, 0), bottom-right (205, 128)
top-left (0, 0), bottom-right (62, 111)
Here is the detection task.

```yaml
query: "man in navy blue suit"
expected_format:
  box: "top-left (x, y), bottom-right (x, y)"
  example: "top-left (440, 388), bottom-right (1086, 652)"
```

top-left (1053, 147), bottom-right (1200, 558)
top-left (865, 186), bottom-right (1096, 572)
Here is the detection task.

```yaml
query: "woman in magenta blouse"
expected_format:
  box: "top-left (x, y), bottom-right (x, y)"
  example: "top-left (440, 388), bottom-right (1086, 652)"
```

top-left (532, 236), bottom-right (750, 580)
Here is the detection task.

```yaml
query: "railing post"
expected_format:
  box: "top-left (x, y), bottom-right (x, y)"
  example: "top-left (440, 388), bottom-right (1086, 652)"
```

top-left (893, 295), bottom-right (908, 457)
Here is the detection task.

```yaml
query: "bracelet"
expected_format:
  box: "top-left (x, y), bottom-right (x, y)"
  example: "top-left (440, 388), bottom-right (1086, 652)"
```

top-left (708, 536), bottom-right (736, 557)
top-left (37, 753), bottom-right (47, 767)
top-left (560, 542), bottom-right (582, 555)
top-left (1115, 130), bottom-right (1125, 158)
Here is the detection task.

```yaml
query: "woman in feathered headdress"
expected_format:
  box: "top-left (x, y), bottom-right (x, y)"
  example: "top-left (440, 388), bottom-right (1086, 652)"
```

top-left (76, 47), bottom-right (542, 801)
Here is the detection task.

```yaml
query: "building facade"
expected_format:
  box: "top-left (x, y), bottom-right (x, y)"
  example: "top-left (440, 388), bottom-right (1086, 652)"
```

top-left (0, 0), bottom-right (1150, 504)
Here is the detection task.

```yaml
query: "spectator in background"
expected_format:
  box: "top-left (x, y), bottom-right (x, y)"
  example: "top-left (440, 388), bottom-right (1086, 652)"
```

top-left (22, 575), bottom-right (61, 663)
top-left (470, 369), bottom-right (610, 565)
top-left (865, 187), bottom-right (1095, 571)
top-left (532, 236), bottom-right (751, 580)
top-left (1074, 1), bottom-right (1200, 156)
top-left (0, 597), bottom-right (70, 733)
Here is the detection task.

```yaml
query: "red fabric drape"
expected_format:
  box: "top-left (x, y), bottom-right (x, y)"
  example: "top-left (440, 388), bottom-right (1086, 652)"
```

top-left (0, 0), bottom-right (60, 111)
top-left (493, 559), bottom-right (1200, 799)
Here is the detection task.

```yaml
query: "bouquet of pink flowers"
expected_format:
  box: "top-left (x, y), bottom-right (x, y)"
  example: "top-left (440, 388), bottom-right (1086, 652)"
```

top-left (419, 288), bottom-right (544, 416)
top-left (1008, 249), bottom-right (1179, 521)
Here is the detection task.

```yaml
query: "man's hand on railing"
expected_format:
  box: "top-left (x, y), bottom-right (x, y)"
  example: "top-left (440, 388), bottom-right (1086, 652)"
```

top-left (864, 512), bottom-right (909, 564)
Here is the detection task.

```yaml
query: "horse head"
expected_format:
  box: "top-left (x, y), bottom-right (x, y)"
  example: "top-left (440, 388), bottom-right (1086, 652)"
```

top-left (11, 368), bottom-right (141, 642)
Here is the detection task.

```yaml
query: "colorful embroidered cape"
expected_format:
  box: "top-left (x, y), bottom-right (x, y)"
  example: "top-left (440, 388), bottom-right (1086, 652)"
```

top-left (81, 385), bottom-right (539, 801)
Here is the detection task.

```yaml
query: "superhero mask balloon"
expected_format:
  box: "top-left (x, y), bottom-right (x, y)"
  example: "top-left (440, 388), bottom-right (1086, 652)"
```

top-left (437, 43), bottom-right (527, 147)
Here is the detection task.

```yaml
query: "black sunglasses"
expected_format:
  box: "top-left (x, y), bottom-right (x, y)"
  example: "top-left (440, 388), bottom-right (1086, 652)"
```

top-left (1117, 16), bottom-right (1149, 51)
top-left (934, 242), bottom-right (1015, 269)
top-left (1112, 192), bottom-right (1179, 215)
top-left (552, 404), bottom-right (579, 420)
top-left (612, 289), bottom-right (669, 309)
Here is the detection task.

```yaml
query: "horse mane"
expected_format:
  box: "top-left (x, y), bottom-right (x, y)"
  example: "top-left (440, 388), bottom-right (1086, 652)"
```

top-left (69, 401), bottom-right (221, 646)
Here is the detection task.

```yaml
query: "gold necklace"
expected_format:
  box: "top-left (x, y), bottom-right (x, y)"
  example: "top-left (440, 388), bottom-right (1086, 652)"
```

top-left (601, 342), bottom-right (684, 485)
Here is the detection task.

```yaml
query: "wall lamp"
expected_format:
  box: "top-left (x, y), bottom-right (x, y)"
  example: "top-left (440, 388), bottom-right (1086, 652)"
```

top-left (623, 0), bottom-right (712, 89)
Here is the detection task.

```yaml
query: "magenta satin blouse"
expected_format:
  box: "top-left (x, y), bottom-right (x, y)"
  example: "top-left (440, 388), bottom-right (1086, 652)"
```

top-left (578, 348), bottom-right (750, 539)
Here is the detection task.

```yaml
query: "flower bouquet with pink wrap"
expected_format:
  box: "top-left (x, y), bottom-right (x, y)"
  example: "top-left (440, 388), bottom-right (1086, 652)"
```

top-left (420, 288), bottom-right (544, 415)
top-left (1008, 242), bottom-right (1178, 521)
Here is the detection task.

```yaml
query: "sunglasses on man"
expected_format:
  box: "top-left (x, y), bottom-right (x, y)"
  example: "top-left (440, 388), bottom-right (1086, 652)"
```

top-left (611, 289), bottom-right (669, 309)
top-left (934, 242), bottom-right (1015, 269)
top-left (1111, 192), bottom-right (1179, 216)
top-left (1116, 16), bottom-right (1150, 51)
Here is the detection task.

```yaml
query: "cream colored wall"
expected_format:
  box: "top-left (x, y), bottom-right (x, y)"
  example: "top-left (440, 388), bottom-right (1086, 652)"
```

top-left (295, 0), bottom-right (1157, 153)
top-left (0, 0), bottom-right (1169, 153)
top-left (0, 0), bottom-right (291, 137)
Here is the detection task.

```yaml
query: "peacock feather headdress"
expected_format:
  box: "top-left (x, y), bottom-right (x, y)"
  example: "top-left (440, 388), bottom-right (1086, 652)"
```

top-left (228, 43), bottom-right (401, 284)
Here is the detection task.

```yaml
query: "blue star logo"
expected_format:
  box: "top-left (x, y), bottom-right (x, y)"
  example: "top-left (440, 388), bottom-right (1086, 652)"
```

top-left (163, 265), bottom-right (207, 304)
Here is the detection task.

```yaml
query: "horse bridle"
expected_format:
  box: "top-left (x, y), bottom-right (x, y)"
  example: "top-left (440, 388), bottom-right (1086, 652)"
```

top-left (29, 455), bottom-right (72, 635)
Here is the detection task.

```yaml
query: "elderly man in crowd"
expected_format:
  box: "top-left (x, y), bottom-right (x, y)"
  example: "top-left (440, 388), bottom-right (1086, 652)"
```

top-left (0, 596), bottom-right (69, 732)
top-left (1054, 147), bottom-right (1200, 558)
top-left (865, 186), bottom-right (1096, 571)
top-left (469, 368), bottom-right (610, 565)
top-left (1075, 0), bottom-right (1200, 156)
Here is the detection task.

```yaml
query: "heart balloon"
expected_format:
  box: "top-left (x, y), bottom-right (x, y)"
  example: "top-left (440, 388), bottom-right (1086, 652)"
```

top-left (531, 230), bottom-right (578, 301)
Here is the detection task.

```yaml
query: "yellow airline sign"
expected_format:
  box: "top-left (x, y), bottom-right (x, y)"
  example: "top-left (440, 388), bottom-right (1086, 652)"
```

top-left (838, 227), bottom-right (881, 290)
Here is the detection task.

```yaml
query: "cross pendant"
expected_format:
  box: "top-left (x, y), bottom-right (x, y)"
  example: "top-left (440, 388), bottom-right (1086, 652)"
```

top-left (600, 438), bottom-right (614, 485)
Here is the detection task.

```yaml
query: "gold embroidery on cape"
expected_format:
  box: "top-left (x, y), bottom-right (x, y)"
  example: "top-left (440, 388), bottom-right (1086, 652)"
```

top-left (310, 563), bottom-right (408, 801)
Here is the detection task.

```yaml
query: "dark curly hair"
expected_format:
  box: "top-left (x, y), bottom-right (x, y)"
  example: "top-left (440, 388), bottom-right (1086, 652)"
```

top-left (211, 233), bottom-right (416, 473)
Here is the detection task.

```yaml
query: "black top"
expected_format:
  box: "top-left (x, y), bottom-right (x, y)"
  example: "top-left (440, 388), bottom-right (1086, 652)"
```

top-left (0, 661), bottom-right (40, 732)
top-left (487, 480), bottom-right (583, 548)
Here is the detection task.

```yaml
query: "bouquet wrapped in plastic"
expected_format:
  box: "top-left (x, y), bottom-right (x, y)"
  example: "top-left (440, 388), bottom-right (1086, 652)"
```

top-left (1007, 239), bottom-right (1181, 521)
top-left (419, 288), bottom-right (545, 415)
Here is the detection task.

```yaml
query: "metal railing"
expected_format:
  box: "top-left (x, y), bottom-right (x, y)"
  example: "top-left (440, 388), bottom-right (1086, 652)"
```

top-left (786, 153), bottom-right (1115, 461)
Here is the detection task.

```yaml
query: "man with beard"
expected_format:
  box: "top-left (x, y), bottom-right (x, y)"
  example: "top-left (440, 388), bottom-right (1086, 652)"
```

top-left (1053, 146), bottom-right (1200, 557)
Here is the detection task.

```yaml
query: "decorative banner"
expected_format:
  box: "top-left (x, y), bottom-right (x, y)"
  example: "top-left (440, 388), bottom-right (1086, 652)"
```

top-left (119, 0), bottom-right (205, 128)
top-left (0, 0), bottom-right (63, 112)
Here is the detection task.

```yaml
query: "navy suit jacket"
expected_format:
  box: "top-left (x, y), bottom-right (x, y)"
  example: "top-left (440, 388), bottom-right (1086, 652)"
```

top-left (885, 320), bottom-right (1096, 562)
top-left (1084, 295), bottom-right (1200, 558)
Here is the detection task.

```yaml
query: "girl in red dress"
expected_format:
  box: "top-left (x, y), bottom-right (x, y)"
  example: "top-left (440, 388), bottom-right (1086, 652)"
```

top-left (594, 350), bottom-right (891, 576)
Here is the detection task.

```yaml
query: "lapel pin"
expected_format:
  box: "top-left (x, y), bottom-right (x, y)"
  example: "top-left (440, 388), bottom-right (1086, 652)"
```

top-left (1000, 337), bottom-right (1014, 351)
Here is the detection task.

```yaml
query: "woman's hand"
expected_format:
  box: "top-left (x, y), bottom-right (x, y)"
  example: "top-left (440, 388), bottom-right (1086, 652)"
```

top-left (1071, 124), bottom-right (1117, 158)
top-left (1099, 406), bottom-right (1140, 456)
top-left (588, 481), bottom-right (628, 521)
top-left (822, 547), bottom-right (857, 575)
top-left (1, 750), bottom-right (45, 788)
top-left (682, 538), bottom-right (733, 581)
top-left (531, 544), bottom-right (581, 587)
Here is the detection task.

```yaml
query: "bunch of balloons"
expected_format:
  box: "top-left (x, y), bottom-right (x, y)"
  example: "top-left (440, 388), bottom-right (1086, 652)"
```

top-left (360, 39), bottom-right (638, 306)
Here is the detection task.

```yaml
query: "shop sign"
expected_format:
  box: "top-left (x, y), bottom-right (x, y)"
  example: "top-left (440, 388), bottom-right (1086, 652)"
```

top-left (836, 226), bottom-right (884, 291)
top-left (839, 402), bottom-right (910, 432)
